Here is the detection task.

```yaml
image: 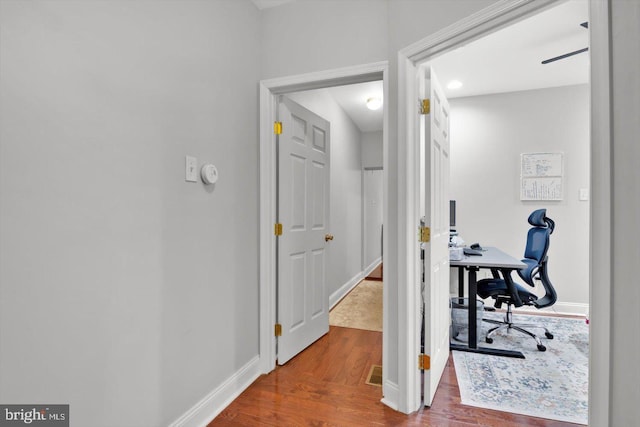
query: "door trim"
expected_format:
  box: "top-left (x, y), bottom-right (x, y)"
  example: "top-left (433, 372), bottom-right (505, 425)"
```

top-left (258, 61), bottom-right (389, 377)
top-left (397, 0), bottom-right (610, 419)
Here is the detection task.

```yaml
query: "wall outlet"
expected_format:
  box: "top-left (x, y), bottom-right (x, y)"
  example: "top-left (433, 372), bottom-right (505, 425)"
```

top-left (185, 156), bottom-right (198, 182)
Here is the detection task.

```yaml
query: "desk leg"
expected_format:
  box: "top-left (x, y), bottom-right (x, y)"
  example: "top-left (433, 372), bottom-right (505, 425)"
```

top-left (458, 267), bottom-right (464, 297)
top-left (468, 267), bottom-right (478, 349)
top-left (449, 266), bottom-right (525, 359)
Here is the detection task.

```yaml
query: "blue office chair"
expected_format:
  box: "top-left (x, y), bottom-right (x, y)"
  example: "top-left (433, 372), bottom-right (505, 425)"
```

top-left (477, 209), bottom-right (557, 351)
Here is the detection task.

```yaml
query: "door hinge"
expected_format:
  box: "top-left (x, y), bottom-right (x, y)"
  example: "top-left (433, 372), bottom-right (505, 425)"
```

top-left (274, 121), bottom-right (283, 135)
top-left (419, 354), bottom-right (431, 370)
top-left (419, 226), bottom-right (430, 243)
top-left (274, 223), bottom-right (283, 236)
top-left (275, 323), bottom-right (282, 337)
top-left (420, 99), bottom-right (430, 115)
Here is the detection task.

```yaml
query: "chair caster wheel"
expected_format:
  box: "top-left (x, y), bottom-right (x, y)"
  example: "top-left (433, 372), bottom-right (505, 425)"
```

top-left (545, 332), bottom-right (554, 339)
top-left (485, 337), bottom-right (493, 344)
top-left (537, 344), bottom-right (547, 352)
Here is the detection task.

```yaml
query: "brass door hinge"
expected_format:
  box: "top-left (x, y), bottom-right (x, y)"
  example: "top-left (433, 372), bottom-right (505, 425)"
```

top-left (419, 354), bottom-right (431, 370)
top-left (274, 121), bottom-right (283, 135)
top-left (419, 226), bottom-right (430, 243)
top-left (420, 99), bottom-right (430, 115)
top-left (274, 223), bottom-right (283, 236)
top-left (275, 323), bottom-right (282, 337)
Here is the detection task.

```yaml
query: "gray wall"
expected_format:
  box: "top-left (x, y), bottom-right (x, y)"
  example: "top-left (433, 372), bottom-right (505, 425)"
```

top-left (362, 131), bottom-right (384, 274)
top-left (610, 0), bottom-right (640, 424)
top-left (286, 90), bottom-right (364, 303)
top-left (363, 169), bottom-right (384, 271)
top-left (449, 84), bottom-right (590, 312)
top-left (0, 1), bottom-right (260, 426)
top-left (4, 0), bottom-right (638, 425)
top-left (362, 130), bottom-right (383, 169)
top-left (261, 0), bottom-right (496, 390)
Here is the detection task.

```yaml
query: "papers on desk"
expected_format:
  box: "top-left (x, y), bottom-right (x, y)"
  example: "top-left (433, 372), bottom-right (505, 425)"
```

top-left (450, 235), bottom-right (464, 247)
top-left (450, 235), bottom-right (466, 260)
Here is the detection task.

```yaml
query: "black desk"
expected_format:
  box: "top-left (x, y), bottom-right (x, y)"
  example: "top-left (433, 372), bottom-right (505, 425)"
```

top-left (450, 247), bottom-right (526, 358)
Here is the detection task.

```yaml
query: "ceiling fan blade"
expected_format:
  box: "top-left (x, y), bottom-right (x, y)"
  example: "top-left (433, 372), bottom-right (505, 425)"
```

top-left (541, 47), bottom-right (589, 65)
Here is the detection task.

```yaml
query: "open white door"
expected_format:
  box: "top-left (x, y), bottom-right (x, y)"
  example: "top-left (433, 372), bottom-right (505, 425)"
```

top-left (277, 97), bottom-right (331, 365)
top-left (420, 66), bottom-right (451, 405)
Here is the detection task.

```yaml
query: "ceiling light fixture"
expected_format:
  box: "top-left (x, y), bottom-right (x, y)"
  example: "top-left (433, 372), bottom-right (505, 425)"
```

top-left (366, 97), bottom-right (382, 110)
top-left (447, 80), bottom-right (463, 90)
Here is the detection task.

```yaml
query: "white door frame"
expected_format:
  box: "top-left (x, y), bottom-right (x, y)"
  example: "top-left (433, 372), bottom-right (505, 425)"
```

top-left (258, 61), bottom-right (389, 374)
top-left (397, 0), bottom-right (611, 421)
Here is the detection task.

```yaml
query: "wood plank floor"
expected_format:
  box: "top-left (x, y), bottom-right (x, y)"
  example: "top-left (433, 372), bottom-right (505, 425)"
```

top-left (209, 326), bottom-right (581, 426)
top-left (366, 263), bottom-right (383, 281)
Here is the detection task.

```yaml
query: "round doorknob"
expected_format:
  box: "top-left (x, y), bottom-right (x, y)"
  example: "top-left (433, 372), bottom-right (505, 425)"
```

top-left (325, 234), bottom-right (334, 242)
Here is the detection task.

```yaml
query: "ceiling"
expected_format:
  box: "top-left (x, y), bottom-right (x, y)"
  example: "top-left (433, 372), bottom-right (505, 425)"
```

top-left (431, 0), bottom-right (589, 99)
top-left (322, 0), bottom-right (589, 133)
top-left (326, 81), bottom-right (384, 133)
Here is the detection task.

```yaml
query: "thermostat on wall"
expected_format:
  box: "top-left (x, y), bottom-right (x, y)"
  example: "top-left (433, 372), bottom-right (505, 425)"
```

top-left (200, 164), bottom-right (218, 185)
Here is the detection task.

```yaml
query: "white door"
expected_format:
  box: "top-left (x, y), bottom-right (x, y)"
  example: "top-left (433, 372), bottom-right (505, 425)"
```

top-left (277, 97), bottom-right (331, 365)
top-left (420, 66), bottom-right (451, 405)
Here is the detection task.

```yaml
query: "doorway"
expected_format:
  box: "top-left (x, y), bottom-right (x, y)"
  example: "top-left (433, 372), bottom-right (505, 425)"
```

top-left (275, 80), bottom-right (384, 363)
top-left (398, 0), bottom-right (609, 421)
top-left (258, 61), bottom-right (390, 388)
top-left (258, 0), bottom-right (611, 420)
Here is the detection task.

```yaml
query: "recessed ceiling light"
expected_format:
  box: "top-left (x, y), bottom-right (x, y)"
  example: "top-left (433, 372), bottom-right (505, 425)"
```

top-left (366, 97), bottom-right (383, 110)
top-left (447, 80), bottom-right (463, 90)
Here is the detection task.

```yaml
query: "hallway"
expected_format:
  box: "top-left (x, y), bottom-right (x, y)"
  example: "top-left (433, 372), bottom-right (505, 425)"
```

top-left (209, 326), bottom-right (579, 426)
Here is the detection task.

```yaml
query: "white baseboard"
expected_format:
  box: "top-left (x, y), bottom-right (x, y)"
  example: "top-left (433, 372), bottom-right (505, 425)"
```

top-left (363, 257), bottom-right (382, 278)
top-left (513, 301), bottom-right (589, 317)
top-left (381, 380), bottom-right (399, 411)
top-left (329, 271), bottom-right (364, 309)
top-left (168, 356), bottom-right (261, 427)
top-left (550, 301), bottom-right (589, 316)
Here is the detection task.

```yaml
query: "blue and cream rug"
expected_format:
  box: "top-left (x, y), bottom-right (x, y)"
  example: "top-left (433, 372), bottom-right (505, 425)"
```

top-left (452, 312), bottom-right (589, 425)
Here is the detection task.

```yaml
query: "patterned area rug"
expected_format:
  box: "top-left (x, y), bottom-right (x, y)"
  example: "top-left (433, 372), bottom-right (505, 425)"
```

top-left (452, 312), bottom-right (589, 425)
top-left (329, 280), bottom-right (382, 332)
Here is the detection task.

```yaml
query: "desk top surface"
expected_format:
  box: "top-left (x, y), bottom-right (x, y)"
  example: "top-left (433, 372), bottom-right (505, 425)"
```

top-left (450, 246), bottom-right (525, 269)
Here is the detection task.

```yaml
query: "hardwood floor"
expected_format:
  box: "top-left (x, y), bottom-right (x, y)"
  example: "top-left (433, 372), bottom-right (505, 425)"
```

top-left (366, 263), bottom-right (383, 281)
top-left (209, 326), bottom-right (581, 426)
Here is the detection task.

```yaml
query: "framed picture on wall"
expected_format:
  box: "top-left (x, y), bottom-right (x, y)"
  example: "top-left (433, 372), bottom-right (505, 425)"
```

top-left (520, 152), bottom-right (563, 201)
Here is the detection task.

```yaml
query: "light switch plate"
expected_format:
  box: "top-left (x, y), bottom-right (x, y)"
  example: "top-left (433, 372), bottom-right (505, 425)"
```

top-left (185, 156), bottom-right (198, 182)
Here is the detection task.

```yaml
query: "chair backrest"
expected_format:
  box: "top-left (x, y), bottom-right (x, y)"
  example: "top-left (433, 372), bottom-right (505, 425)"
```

top-left (517, 209), bottom-right (557, 308)
top-left (523, 209), bottom-right (554, 263)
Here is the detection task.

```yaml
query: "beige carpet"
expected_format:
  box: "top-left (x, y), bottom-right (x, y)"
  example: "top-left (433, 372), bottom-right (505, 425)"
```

top-left (329, 280), bottom-right (382, 332)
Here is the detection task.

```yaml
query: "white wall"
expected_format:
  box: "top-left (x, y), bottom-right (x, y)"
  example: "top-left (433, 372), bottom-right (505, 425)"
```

top-left (362, 131), bottom-right (384, 275)
top-left (449, 84), bottom-right (590, 313)
top-left (286, 90), bottom-right (364, 305)
top-left (0, 1), bottom-right (260, 426)
top-left (362, 130), bottom-right (383, 169)
top-left (363, 169), bottom-right (384, 271)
